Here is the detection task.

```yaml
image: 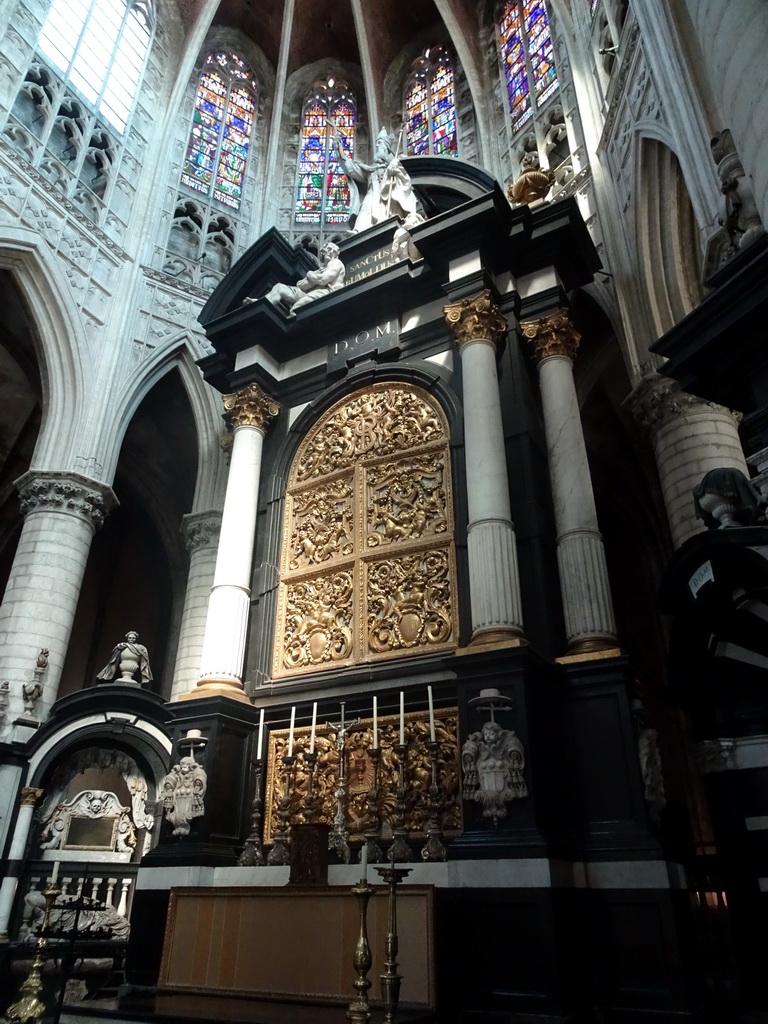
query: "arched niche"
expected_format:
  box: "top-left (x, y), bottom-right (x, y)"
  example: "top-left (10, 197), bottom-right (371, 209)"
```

top-left (58, 369), bottom-right (198, 701)
top-left (0, 269), bottom-right (42, 599)
top-left (636, 135), bottom-right (703, 338)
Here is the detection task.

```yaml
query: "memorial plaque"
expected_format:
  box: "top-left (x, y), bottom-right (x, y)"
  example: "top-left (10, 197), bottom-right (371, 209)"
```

top-left (64, 816), bottom-right (118, 850)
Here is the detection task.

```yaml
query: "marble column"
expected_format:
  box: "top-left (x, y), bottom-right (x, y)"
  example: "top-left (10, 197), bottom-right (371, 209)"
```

top-left (170, 510), bottom-right (222, 701)
top-left (627, 373), bottom-right (748, 548)
top-left (0, 787), bottom-right (44, 940)
top-left (0, 472), bottom-right (117, 724)
top-left (444, 289), bottom-right (525, 643)
top-left (182, 383), bottom-right (280, 702)
top-left (522, 310), bottom-right (618, 653)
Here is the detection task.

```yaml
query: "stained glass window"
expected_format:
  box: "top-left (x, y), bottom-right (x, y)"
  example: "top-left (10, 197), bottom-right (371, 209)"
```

top-left (295, 83), bottom-right (356, 226)
top-left (404, 48), bottom-right (458, 157)
top-left (37, 0), bottom-right (153, 134)
top-left (181, 52), bottom-right (256, 212)
top-left (499, 0), bottom-right (559, 131)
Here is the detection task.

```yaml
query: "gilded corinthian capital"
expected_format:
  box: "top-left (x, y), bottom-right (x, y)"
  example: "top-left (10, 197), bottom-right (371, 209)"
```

top-left (223, 383), bottom-right (280, 430)
top-left (443, 289), bottom-right (507, 349)
top-left (521, 309), bottom-right (581, 364)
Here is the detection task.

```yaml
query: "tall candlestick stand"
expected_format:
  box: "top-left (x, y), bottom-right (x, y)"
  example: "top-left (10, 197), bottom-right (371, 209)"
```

top-left (375, 864), bottom-right (412, 1024)
top-left (346, 879), bottom-right (374, 1024)
top-left (421, 739), bottom-right (447, 861)
top-left (363, 746), bottom-right (385, 863)
top-left (239, 757), bottom-right (266, 866)
top-left (302, 749), bottom-right (318, 822)
top-left (388, 742), bottom-right (412, 863)
top-left (5, 878), bottom-right (61, 1024)
top-left (267, 753), bottom-right (296, 866)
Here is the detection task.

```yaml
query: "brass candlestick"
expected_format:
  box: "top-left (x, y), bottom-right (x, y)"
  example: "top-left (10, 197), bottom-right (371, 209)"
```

top-left (364, 746), bottom-right (385, 863)
top-left (375, 864), bottom-right (412, 1024)
top-left (239, 756), bottom-right (266, 866)
top-left (5, 878), bottom-right (61, 1024)
top-left (421, 739), bottom-right (447, 861)
top-left (267, 752), bottom-right (296, 866)
top-left (302, 749), bottom-right (319, 822)
top-left (388, 741), bottom-right (412, 863)
top-left (346, 880), bottom-right (374, 1024)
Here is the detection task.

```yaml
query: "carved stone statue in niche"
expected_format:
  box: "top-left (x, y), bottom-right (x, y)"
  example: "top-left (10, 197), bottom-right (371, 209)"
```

top-left (711, 128), bottom-right (764, 257)
top-left (96, 630), bottom-right (153, 686)
top-left (462, 719), bottom-right (528, 827)
top-left (161, 756), bottom-right (207, 836)
top-left (40, 789), bottom-right (136, 852)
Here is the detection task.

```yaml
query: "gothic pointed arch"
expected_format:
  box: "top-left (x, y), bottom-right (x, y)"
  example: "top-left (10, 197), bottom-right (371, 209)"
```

top-left (273, 381), bottom-right (458, 679)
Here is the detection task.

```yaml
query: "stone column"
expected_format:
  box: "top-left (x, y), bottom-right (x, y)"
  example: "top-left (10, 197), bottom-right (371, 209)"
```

top-left (182, 384), bottom-right (280, 702)
top-left (522, 310), bottom-right (619, 654)
top-left (0, 472), bottom-right (117, 722)
top-left (170, 511), bottom-right (222, 701)
top-left (444, 289), bottom-right (525, 643)
top-left (0, 787), bottom-right (44, 940)
top-left (627, 374), bottom-right (748, 548)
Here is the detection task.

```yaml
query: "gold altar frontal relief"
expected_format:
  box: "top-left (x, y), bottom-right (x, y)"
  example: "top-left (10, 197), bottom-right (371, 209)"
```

top-left (159, 886), bottom-right (435, 1009)
top-left (263, 710), bottom-right (462, 845)
top-left (273, 383), bottom-right (458, 679)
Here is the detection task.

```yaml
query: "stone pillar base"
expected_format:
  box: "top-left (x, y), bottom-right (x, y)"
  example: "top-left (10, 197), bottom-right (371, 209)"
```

top-left (178, 677), bottom-right (252, 703)
top-left (468, 627), bottom-right (525, 647)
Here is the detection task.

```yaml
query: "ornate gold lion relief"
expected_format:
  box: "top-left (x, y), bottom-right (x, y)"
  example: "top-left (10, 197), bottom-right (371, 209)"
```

top-left (274, 383), bottom-right (458, 677)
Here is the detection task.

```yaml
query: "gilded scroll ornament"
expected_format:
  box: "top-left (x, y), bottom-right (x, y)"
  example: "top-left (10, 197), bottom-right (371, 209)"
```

top-left (281, 570), bottom-right (354, 670)
top-left (520, 309), bottom-right (580, 364)
top-left (287, 477), bottom-right (354, 570)
top-left (443, 289), bottom-right (507, 349)
top-left (222, 382), bottom-right (280, 430)
top-left (366, 548), bottom-right (453, 653)
top-left (263, 709), bottom-right (461, 844)
top-left (366, 453), bottom-right (448, 548)
top-left (293, 385), bottom-right (444, 484)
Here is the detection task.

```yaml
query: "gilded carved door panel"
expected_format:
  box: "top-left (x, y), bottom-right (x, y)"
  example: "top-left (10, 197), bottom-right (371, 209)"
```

top-left (274, 383), bottom-right (458, 677)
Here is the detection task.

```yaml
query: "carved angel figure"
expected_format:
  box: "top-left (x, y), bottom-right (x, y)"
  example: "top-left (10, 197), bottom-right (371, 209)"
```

top-left (161, 755), bottom-right (207, 836)
top-left (462, 720), bottom-right (528, 827)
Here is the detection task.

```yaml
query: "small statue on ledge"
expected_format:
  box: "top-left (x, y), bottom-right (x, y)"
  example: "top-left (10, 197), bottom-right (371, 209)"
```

top-left (507, 151), bottom-right (556, 206)
top-left (97, 630), bottom-right (153, 686)
top-left (21, 679), bottom-right (43, 718)
top-left (693, 467), bottom-right (764, 529)
top-left (243, 241), bottom-right (345, 315)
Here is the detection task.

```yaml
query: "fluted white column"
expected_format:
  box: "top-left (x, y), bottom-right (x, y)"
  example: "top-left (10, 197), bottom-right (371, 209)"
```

top-left (170, 511), bottom-right (222, 701)
top-left (0, 472), bottom-right (117, 725)
top-left (181, 384), bottom-right (280, 702)
top-left (0, 787), bottom-right (43, 940)
top-left (444, 290), bottom-right (525, 643)
top-left (522, 310), bottom-right (618, 654)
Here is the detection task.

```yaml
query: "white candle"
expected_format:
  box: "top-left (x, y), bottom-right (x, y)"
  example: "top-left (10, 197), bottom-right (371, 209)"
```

top-left (310, 702), bottom-right (318, 754)
top-left (372, 696), bottom-right (378, 749)
top-left (361, 842), bottom-right (368, 882)
top-left (427, 685), bottom-right (435, 742)
top-left (399, 691), bottom-right (405, 745)
top-left (256, 707), bottom-right (265, 760)
top-left (288, 706), bottom-right (296, 757)
top-left (51, 860), bottom-right (59, 884)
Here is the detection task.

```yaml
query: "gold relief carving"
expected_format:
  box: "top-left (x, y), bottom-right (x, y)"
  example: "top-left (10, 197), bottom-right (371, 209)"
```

top-left (20, 787), bottom-right (44, 806)
top-left (366, 547), bottom-right (454, 654)
top-left (365, 452), bottom-right (449, 548)
top-left (443, 289), bottom-right (507, 349)
top-left (280, 570), bottom-right (354, 670)
top-left (263, 709), bottom-right (462, 844)
top-left (520, 309), bottom-right (581, 364)
top-left (222, 382), bottom-right (281, 430)
top-left (287, 477), bottom-right (354, 571)
top-left (293, 385), bottom-right (444, 485)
